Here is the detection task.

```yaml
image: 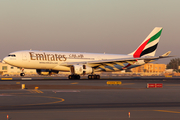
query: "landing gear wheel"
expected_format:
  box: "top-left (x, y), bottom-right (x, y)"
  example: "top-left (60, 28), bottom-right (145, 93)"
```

top-left (96, 75), bottom-right (100, 79)
top-left (88, 75), bottom-right (100, 79)
top-left (20, 73), bottom-right (25, 77)
top-left (68, 75), bottom-right (72, 79)
top-left (68, 75), bottom-right (80, 80)
top-left (88, 75), bottom-right (92, 79)
top-left (76, 75), bottom-right (80, 79)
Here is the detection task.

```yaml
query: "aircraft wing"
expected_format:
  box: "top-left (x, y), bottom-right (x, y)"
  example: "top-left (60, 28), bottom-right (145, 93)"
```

top-left (61, 51), bottom-right (173, 69)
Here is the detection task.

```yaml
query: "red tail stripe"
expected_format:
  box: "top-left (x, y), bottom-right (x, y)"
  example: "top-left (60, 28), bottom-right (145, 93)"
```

top-left (133, 38), bottom-right (150, 58)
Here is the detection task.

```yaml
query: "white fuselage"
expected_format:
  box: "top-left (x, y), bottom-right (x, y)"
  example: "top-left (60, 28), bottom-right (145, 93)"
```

top-left (3, 50), bottom-right (144, 72)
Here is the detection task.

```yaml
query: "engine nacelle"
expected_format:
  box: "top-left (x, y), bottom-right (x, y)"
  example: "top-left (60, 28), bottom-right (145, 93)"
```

top-left (36, 69), bottom-right (59, 75)
top-left (70, 65), bottom-right (93, 75)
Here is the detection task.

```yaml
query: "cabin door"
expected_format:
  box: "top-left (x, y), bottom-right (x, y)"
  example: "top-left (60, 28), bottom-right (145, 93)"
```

top-left (22, 53), bottom-right (27, 61)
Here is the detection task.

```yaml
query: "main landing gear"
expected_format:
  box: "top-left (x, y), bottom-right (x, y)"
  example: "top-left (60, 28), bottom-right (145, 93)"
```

top-left (68, 75), bottom-right (81, 79)
top-left (68, 74), bottom-right (101, 79)
top-left (88, 75), bottom-right (100, 79)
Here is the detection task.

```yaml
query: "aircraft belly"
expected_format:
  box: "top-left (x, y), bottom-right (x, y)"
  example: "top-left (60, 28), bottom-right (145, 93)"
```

top-left (21, 60), bottom-right (58, 69)
top-left (52, 65), bottom-right (70, 72)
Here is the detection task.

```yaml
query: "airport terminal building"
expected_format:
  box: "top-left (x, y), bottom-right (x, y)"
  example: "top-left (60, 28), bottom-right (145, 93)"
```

top-left (131, 63), bottom-right (167, 75)
top-left (0, 61), bottom-right (36, 76)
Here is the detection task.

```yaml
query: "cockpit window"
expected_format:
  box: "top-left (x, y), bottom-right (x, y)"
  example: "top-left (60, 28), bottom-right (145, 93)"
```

top-left (8, 54), bottom-right (16, 57)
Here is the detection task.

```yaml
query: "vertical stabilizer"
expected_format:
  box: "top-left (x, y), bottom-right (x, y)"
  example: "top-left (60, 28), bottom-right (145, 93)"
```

top-left (129, 27), bottom-right (163, 58)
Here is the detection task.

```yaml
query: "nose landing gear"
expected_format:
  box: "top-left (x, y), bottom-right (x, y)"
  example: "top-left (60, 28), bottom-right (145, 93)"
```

top-left (20, 68), bottom-right (25, 77)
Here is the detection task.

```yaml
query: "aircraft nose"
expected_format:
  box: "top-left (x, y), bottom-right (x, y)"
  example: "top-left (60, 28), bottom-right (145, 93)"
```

top-left (3, 57), bottom-right (9, 63)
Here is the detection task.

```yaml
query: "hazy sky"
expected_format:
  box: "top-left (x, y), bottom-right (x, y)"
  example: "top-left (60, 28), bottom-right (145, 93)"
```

top-left (0, 0), bottom-right (180, 64)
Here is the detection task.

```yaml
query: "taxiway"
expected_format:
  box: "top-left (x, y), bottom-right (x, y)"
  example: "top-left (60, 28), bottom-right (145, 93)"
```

top-left (0, 79), bottom-right (180, 120)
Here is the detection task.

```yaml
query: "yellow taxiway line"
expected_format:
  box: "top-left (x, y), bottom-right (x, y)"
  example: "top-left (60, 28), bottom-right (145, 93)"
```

top-left (154, 110), bottom-right (180, 113)
top-left (27, 90), bottom-right (44, 93)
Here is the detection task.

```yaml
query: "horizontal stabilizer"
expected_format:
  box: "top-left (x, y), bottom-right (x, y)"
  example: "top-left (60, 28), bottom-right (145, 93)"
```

top-left (159, 51), bottom-right (171, 57)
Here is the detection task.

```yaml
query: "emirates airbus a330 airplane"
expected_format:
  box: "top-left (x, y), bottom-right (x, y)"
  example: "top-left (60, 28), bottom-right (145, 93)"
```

top-left (3, 27), bottom-right (172, 79)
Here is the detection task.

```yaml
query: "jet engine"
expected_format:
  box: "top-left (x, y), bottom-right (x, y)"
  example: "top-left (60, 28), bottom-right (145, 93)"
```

top-left (36, 69), bottom-right (59, 75)
top-left (70, 65), bottom-right (93, 75)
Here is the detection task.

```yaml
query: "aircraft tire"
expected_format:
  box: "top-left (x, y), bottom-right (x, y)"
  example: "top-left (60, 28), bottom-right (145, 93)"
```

top-left (68, 75), bottom-right (72, 79)
top-left (20, 73), bottom-right (25, 77)
top-left (75, 75), bottom-right (80, 79)
top-left (96, 75), bottom-right (100, 79)
top-left (68, 75), bottom-right (80, 79)
top-left (88, 75), bottom-right (100, 79)
top-left (88, 75), bottom-right (92, 79)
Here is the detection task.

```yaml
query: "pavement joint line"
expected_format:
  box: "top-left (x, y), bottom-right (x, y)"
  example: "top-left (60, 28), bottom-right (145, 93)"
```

top-left (0, 109), bottom-right (145, 114)
top-left (0, 109), bottom-right (170, 114)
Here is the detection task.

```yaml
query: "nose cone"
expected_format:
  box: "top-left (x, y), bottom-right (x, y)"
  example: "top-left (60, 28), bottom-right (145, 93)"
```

top-left (3, 57), bottom-right (9, 64)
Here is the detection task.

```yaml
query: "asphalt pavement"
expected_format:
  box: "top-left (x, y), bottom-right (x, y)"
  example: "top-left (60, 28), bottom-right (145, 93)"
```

top-left (0, 78), bottom-right (180, 120)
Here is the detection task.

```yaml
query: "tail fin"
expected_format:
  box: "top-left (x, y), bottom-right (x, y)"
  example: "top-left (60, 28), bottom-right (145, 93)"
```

top-left (128, 27), bottom-right (163, 58)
